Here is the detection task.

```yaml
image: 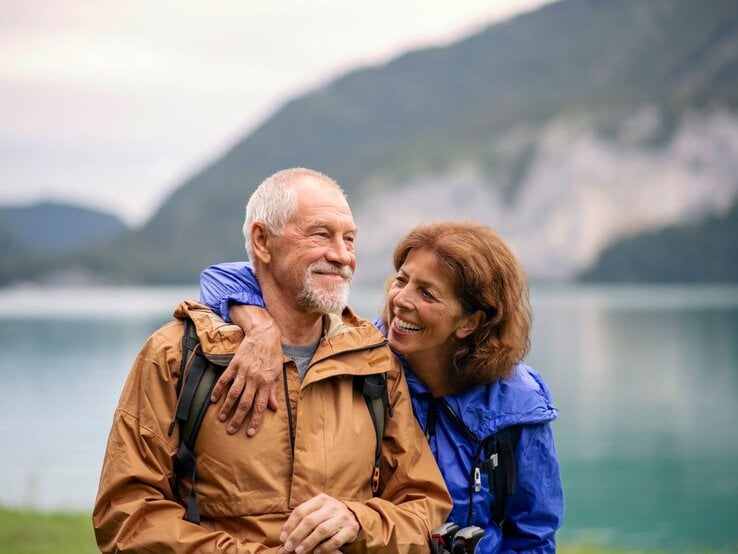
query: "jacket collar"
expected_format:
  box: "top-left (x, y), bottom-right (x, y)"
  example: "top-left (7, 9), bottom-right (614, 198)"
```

top-left (405, 360), bottom-right (558, 439)
top-left (174, 300), bottom-right (391, 381)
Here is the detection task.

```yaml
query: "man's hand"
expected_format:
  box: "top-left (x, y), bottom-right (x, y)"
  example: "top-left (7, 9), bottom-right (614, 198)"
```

top-left (210, 305), bottom-right (283, 436)
top-left (279, 493), bottom-right (360, 554)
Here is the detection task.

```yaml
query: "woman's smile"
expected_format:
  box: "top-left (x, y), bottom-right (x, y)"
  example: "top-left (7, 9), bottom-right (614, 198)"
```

top-left (392, 317), bottom-right (422, 333)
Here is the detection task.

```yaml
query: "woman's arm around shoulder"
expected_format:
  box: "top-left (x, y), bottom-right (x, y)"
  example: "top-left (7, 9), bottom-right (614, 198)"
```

top-left (200, 261), bottom-right (265, 322)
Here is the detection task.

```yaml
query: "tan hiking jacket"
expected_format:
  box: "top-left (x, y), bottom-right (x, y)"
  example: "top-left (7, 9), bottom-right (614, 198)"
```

top-left (93, 301), bottom-right (451, 553)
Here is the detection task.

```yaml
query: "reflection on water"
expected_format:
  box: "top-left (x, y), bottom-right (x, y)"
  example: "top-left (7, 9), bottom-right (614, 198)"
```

top-left (0, 286), bottom-right (197, 512)
top-left (0, 284), bottom-right (736, 549)
top-left (527, 285), bottom-right (738, 549)
top-left (0, 317), bottom-right (170, 510)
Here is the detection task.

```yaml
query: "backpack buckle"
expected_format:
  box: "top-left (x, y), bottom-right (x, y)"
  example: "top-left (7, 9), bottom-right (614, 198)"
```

top-left (371, 466), bottom-right (381, 493)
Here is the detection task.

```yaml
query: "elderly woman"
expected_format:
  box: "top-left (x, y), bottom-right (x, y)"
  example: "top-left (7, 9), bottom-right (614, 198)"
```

top-left (199, 221), bottom-right (564, 552)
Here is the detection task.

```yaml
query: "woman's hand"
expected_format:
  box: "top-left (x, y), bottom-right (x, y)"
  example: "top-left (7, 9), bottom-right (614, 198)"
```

top-left (210, 304), bottom-right (283, 436)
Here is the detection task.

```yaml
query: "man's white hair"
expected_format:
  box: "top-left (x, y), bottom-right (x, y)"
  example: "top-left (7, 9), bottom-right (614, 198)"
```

top-left (242, 167), bottom-right (345, 260)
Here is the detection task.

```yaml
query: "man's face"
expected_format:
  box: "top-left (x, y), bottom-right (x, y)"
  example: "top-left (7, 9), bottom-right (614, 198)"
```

top-left (270, 179), bottom-right (357, 314)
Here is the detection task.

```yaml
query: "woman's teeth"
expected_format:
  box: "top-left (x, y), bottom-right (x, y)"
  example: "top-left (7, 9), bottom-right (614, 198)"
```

top-left (394, 318), bottom-right (421, 332)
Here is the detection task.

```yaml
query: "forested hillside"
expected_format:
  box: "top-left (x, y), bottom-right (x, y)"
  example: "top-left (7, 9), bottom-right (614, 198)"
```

top-left (0, 202), bottom-right (127, 253)
top-left (0, 202), bottom-right (128, 285)
top-left (581, 201), bottom-right (738, 282)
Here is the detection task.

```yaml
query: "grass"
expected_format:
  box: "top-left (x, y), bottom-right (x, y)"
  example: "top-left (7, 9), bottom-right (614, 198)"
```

top-left (0, 506), bottom-right (730, 553)
top-left (0, 507), bottom-right (97, 554)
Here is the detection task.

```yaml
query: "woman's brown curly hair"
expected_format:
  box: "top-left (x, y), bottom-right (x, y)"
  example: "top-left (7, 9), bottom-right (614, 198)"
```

top-left (389, 221), bottom-right (531, 389)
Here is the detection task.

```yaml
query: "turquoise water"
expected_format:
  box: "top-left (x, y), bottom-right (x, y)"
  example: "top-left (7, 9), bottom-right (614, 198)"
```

top-left (527, 285), bottom-right (738, 549)
top-left (0, 284), bottom-right (736, 550)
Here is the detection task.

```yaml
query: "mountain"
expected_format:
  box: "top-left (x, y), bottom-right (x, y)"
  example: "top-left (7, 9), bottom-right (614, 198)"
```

top-left (0, 202), bottom-right (127, 254)
top-left (3, 0), bottom-right (738, 285)
top-left (0, 202), bottom-right (129, 285)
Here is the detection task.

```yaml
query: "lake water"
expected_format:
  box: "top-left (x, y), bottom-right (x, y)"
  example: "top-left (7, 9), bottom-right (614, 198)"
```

top-left (0, 284), bottom-right (736, 550)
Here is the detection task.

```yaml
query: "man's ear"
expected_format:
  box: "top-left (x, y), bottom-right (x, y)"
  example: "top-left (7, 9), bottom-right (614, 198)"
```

top-left (455, 310), bottom-right (485, 340)
top-left (251, 221), bottom-right (272, 263)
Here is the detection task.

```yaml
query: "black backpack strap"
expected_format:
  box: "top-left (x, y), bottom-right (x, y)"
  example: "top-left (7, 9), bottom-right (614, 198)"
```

top-left (481, 425), bottom-right (522, 527)
top-left (179, 319), bottom-right (201, 394)
top-left (354, 373), bottom-right (392, 495)
top-left (170, 318), bottom-right (226, 523)
top-left (168, 319), bottom-right (201, 436)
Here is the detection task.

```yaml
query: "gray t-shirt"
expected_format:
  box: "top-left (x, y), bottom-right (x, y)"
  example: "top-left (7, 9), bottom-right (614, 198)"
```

top-left (282, 340), bottom-right (320, 381)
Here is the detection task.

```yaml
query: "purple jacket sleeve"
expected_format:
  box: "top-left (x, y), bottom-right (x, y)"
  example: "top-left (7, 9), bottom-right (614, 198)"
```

top-left (199, 261), bottom-right (265, 322)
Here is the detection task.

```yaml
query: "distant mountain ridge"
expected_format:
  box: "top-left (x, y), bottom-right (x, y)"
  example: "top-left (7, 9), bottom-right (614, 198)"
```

top-left (2, 0), bottom-right (738, 285)
top-left (0, 202), bottom-right (127, 255)
top-left (0, 202), bottom-right (128, 285)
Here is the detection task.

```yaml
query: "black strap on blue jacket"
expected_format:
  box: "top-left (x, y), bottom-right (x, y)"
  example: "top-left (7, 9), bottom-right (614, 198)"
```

top-left (480, 425), bottom-right (522, 527)
top-left (429, 398), bottom-right (522, 528)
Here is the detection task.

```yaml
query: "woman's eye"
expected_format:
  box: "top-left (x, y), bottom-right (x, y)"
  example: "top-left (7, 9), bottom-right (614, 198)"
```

top-left (420, 289), bottom-right (435, 301)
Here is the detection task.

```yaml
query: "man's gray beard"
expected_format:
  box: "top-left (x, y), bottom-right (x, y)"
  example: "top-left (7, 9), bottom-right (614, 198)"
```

top-left (297, 262), bottom-right (353, 314)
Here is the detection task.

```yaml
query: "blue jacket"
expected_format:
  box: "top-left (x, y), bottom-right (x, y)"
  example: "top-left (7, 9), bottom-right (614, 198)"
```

top-left (200, 262), bottom-right (564, 553)
top-left (400, 351), bottom-right (563, 552)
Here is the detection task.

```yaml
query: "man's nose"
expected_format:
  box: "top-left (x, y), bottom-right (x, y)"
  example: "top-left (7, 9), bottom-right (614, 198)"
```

top-left (326, 237), bottom-right (353, 266)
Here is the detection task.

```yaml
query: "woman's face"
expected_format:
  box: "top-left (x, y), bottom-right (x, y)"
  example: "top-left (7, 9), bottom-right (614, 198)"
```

top-left (386, 248), bottom-right (479, 364)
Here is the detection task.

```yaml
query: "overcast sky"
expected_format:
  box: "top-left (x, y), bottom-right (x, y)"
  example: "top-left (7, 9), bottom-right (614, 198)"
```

top-left (0, 0), bottom-right (554, 226)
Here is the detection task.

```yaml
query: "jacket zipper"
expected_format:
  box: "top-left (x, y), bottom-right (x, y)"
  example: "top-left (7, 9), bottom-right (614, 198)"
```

top-left (425, 398), bottom-right (438, 441)
top-left (283, 339), bottom-right (388, 450)
top-left (283, 337), bottom-right (389, 487)
top-left (438, 399), bottom-right (482, 527)
top-left (282, 366), bottom-right (295, 456)
top-left (439, 399), bottom-right (478, 443)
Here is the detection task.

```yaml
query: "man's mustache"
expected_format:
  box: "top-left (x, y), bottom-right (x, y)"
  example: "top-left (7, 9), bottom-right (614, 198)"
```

top-left (307, 262), bottom-right (354, 282)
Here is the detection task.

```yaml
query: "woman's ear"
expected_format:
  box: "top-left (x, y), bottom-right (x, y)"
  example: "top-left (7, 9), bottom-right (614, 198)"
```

top-left (250, 221), bottom-right (272, 263)
top-left (455, 310), bottom-right (485, 340)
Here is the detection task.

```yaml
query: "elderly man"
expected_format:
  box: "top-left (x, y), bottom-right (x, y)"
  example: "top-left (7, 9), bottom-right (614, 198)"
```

top-left (93, 167), bottom-right (451, 553)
